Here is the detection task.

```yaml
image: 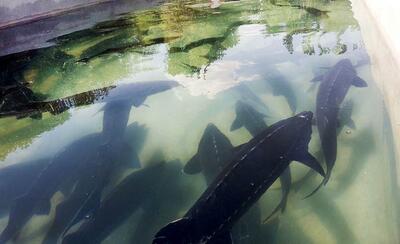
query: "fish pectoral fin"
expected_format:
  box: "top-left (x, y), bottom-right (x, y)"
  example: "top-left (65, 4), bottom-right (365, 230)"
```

top-left (310, 75), bottom-right (324, 83)
top-left (346, 118), bottom-right (356, 130)
top-left (351, 76), bottom-right (368, 87)
top-left (208, 231), bottom-right (233, 244)
top-left (35, 198), bottom-right (51, 215)
top-left (183, 154), bottom-right (203, 174)
top-left (293, 152), bottom-right (325, 178)
top-left (230, 117), bottom-right (243, 131)
top-left (263, 168), bottom-right (291, 223)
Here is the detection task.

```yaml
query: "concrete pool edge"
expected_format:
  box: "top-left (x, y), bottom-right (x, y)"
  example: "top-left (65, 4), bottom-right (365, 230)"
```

top-left (351, 0), bottom-right (400, 242)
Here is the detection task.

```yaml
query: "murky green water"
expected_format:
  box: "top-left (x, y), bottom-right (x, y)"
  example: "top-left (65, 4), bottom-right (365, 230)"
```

top-left (0, 0), bottom-right (399, 243)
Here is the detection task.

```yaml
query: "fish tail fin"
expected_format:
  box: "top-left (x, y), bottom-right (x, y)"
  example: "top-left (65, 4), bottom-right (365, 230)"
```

top-left (262, 197), bottom-right (287, 223)
top-left (153, 218), bottom-right (193, 244)
top-left (303, 169), bottom-right (331, 199)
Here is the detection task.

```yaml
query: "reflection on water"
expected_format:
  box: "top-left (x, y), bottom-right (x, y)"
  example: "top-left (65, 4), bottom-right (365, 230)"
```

top-left (0, 0), bottom-right (398, 243)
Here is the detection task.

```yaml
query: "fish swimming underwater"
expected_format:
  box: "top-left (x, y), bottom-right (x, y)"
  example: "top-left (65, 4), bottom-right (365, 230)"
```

top-left (311, 59), bottom-right (367, 190)
top-left (184, 123), bottom-right (234, 185)
top-left (0, 158), bottom-right (50, 216)
top-left (42, 100), bottom-right (141, 244)
top-left (0, 80), bottom-right (179, 119)
top-left (153, 111), bottom-right (325, 244)
top-left (184, 123), bottom-right (261, 244)
top-left (231, 100), bottom-right (291, 221)
top-left (0, 98), bottom-right (146, 243)
top-left (62, 162), bottom-right (169, 244)
top-left (265, 69), bottom-right (297, 114)
top-left (231, 83), bottom-right (269, 113)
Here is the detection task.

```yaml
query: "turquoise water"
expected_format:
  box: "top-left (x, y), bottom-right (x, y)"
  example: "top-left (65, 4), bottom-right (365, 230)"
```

top-left (0, 0), bottom-right (398, 243)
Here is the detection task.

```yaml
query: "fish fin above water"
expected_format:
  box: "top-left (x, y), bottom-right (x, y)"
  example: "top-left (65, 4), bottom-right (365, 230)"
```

top-left (208, 231), bottom-right (233, 244)
top-left (35, 198), bottom-right (51, 215)
top-left (293, 152), bottom-right (325, 178)
top-left (310, 75), bottom-right (324, 83)
top-left (183, 154), bottom-right (202, 174)
top-left (351, 76), bottom-right (368, 87)
top-left (230, 117), bottom-right (243, 131)
top-left (346, 118), bottom-right (356, 130)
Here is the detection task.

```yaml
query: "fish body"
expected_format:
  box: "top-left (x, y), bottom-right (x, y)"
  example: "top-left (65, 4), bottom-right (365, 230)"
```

top-left (153, 111), bottom-right (324, 244)
top-left (62, 163), bottom-right (167, 244)
top-left (313, 59), bottom-right (367, 183)
top-left (231, 100), bottom-right (291, 221)
top-left (184, 123), bottom-right (260, 244)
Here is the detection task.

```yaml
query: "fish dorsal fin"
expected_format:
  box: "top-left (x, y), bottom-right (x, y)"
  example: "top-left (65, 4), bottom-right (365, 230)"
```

top-left (292, 151), bottom-right (325, 178)
top-left (310, 75), bottom-right (324, 83)
top-left (230, 117), bottom-right (243, 131)
top-left (352, 76), bottom-right (368, 87)
top-left (183, 153), bottom-right (202, 174)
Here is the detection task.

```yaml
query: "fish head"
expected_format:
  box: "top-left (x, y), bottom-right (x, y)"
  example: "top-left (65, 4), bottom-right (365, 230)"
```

top-left (290, 111), bottom-right (314, 146)
top-left (271, 111), bottom-right (313, 146)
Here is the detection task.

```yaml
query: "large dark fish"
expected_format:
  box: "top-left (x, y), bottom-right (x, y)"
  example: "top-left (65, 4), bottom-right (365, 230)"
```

top-left (230, 100), bottom-right (291, 221)
top-left (153, 111), bottom-right (325, 244)
top-left (183, 123), bottom-right (261, 244)
top-left (311, 59), bottom-right (367, 189)
top-left (62, 162), bottom-right (168, 244)
top-left (0, 80), bottom-right (179, 119)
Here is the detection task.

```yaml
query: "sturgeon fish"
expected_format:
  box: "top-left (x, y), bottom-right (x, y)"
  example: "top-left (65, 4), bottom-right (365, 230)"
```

top-left (153, 111), bottom-right (324, 244)
top-left (311, 59), bottom-right (367, 190)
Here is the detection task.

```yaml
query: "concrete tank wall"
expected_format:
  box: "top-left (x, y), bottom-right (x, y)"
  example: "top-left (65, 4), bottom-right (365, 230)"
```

top-left (0, 0), bottom-right (109, 27)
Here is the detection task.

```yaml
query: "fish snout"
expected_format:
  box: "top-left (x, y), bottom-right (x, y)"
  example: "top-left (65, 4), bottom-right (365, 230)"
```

top-left (296, 111), bottom-right (313, 121)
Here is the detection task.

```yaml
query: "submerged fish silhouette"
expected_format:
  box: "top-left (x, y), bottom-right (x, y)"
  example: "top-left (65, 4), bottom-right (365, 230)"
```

top-left (153, 111), bottom-right (325, 244)
top-left (230, 100), bottom-right (291, 222)
top-left (265, 70), bottom-right (297, 114)
top-left (0, 158), bottom-right (49, 216)
top-left (184, 123), bottom-right (234, 185)
top-left (309, 59), bottom-right (367, 194)
top-left (0, 97), bottom-right (145, 243)
top-left (62, 162), bottom-right (168, 244)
